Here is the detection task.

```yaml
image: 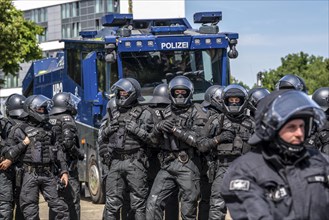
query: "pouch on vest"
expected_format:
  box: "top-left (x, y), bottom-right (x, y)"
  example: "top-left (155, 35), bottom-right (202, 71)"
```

top-left (31, 141), bottom-right (42, 163)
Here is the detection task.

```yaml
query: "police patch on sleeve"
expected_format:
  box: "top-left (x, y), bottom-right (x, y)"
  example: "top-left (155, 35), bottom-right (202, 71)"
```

top-left (49, 119), bottom-right (57, 125)
top-left (229, 179), bottom-right (250, 191)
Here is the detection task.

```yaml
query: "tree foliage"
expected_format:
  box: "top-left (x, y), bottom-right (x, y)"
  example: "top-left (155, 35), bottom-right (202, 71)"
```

top-left (0, 0), bottom-right (43, 76)
top-left (259, 52), bottom-right (329, 94)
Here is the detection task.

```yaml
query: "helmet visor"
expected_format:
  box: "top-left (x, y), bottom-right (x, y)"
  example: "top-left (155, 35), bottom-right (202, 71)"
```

top-left (263, 91), bottom-right (326, 131)
top-left (68, 93), bottom-right (81, 109)
top-left (111, 79), bottom-right (135, 93)
top-left (30, 95), bottom-right (52, 114)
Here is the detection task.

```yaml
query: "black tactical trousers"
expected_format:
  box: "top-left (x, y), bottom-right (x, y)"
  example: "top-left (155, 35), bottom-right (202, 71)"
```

top-left (146, 158), bottom-right (200, 220)
top-left (198, 172), bottom-right (212, 220)
top-left (14, 166), bottom-right (24, 220)
top-left (147, 149), bottom-right (179, 220)
top-left (49, 169), bottom-right (81, 220)
top-left (20, 170), bottom-right (69, 220)
top-left (0, 170), bottom-right (13, 220)
top-left (209, 166), bottom-right (228, 220)
top-left (103, 158), bottom-right (148, 220)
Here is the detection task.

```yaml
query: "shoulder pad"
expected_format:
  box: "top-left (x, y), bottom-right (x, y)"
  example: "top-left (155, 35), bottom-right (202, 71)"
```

top-left (25, 127), bottom-right (39, 137)
top-left (194, 103), bottom-right (208, 113)
top-left (163, 106), bottom-right (172, 119)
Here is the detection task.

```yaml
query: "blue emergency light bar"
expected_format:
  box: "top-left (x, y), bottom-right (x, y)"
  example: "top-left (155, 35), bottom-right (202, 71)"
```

top-left (194, 12), bottom-right (222, 24)
top-left (151, 25), bottom-right (187, 35)
top-left (79, 31), bottom-right (98, 38)
top-left (102, 13), bottom-right (133, 27)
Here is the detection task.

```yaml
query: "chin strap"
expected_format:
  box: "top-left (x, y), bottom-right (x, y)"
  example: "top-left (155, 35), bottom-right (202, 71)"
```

top-left (274, 137), bottom-right (306, 163)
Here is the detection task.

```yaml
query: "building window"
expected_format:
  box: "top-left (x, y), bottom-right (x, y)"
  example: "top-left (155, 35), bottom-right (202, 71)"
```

top-left (29, 8), bottom-right (47, 23)
top-left (72, 2), bottom-right (80, 17)
top-left (2, 74), bottom-right (19, 88)
top-left (72, 22), bottom-right (80, 37)
top-left (95, 19), bottom-right (100, 30)
top-left (62, 2), bottom-right (80, 19)
top-left (38, 27), bottom-right (47, 42)
top-left (107, 0), bottom-right (118, 12)
top-left (95, 0), bottom-right (104, 13)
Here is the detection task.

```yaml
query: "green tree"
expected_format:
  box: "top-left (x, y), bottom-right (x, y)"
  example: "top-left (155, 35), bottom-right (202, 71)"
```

top-left (0, 0), bottom-right (43, 78)
top-left (260, 52), bottom-right (329, 94)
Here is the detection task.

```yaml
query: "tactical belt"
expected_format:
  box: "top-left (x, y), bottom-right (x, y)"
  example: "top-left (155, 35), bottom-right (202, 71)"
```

top-left (24, 164), bottom-right (53, 174)
top-left (158, 149), bottom-right (193, 164)
top-left (112, 148), bottom-right (141, 160)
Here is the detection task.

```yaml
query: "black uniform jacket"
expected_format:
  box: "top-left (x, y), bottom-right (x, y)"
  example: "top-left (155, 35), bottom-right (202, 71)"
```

top-left (221, 146), bottom-right (329, 220)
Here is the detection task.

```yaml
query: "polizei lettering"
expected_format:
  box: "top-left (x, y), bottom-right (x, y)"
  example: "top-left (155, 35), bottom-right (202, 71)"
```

top-left (161, 42), bottom-right (189, 49)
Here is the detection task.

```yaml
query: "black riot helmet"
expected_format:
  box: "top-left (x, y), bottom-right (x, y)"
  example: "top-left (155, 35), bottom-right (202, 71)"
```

top-left (126, 78), bottom-right (145, 102)
top-left (222, 84), bottom-right (248, 116)
top-left (149, 83), bottom-right (171, 104)
top-left (49, 92), bottom-right (81, 116)
top-left (248, 88), bottom-right (270, 115)
top-left (249, 90), bottom-right (326, 154)
top-left (23, 95), bottom-right (52, 122)
top-left (275, 74), bottom-right (308, 94)
top-left (168, 75), bottom-right (194, 107)
top-left (202, 85), bottom-right (225, 112)
top-left (111, 78), bottom-right (139, 107)
top-left (312, 87), bottom-right (329, 114)
top-left (5, 93), bottom-right (26, 117)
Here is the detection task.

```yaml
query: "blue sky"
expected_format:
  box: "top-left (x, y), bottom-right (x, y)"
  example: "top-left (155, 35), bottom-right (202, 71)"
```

top-left (185, 0), bottom-right (329, 87)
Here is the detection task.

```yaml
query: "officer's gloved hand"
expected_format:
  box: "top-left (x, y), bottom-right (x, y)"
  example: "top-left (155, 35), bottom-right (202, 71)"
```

top-left (156, 120), bottom-right (175, 133)
top-left (197, 138), bottom-right (216, 152)
top-left (103, 124), bottom-right (119, 136)
top-left (213, 131), bottom-right (235, 144)
top-left (126, 121), bottom-right (139, 134)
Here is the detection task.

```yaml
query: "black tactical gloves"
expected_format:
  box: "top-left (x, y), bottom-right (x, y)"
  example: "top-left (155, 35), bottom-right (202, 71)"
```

top-left (213, 131), bottom-right (235, 144)
top-left (155, 120), bottom-right (175, 133)
top-left (102, 122), bottom-right (119, 136)
top-left (197, 131), bottom-right (235, 153)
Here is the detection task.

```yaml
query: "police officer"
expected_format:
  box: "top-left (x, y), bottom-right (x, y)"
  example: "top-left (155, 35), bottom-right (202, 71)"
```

top-left (3, 93), bottom-right (29, 220)
top-left (305, 87), bottom-right (329, 153)
top-left (197, 85), bottom-right (225, 220)
top-left (147, 83), bottom-right (179, 220)
top-left (0, 108), bottom-right (28, 220)
top-left (99, 78), bottom-right (154, 220)
top-left (19, 95), bottom-right (69, 220)
top-left (146, 76), bottom-right (208, 220)
top-left (197, 84), bottom-right (255, 220)
top-left (275, 74), bottom-right (308, 93)
top-left (100, 97), bottom-right (134, 220)
top-left (247, 87), bottom-right (270, 119)
top-left (202, 85), bottom-right (225, 115)
top-left (221, 90), bottom-right (329, 219)
top-left (49, 92), bottom-right (83, 220)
